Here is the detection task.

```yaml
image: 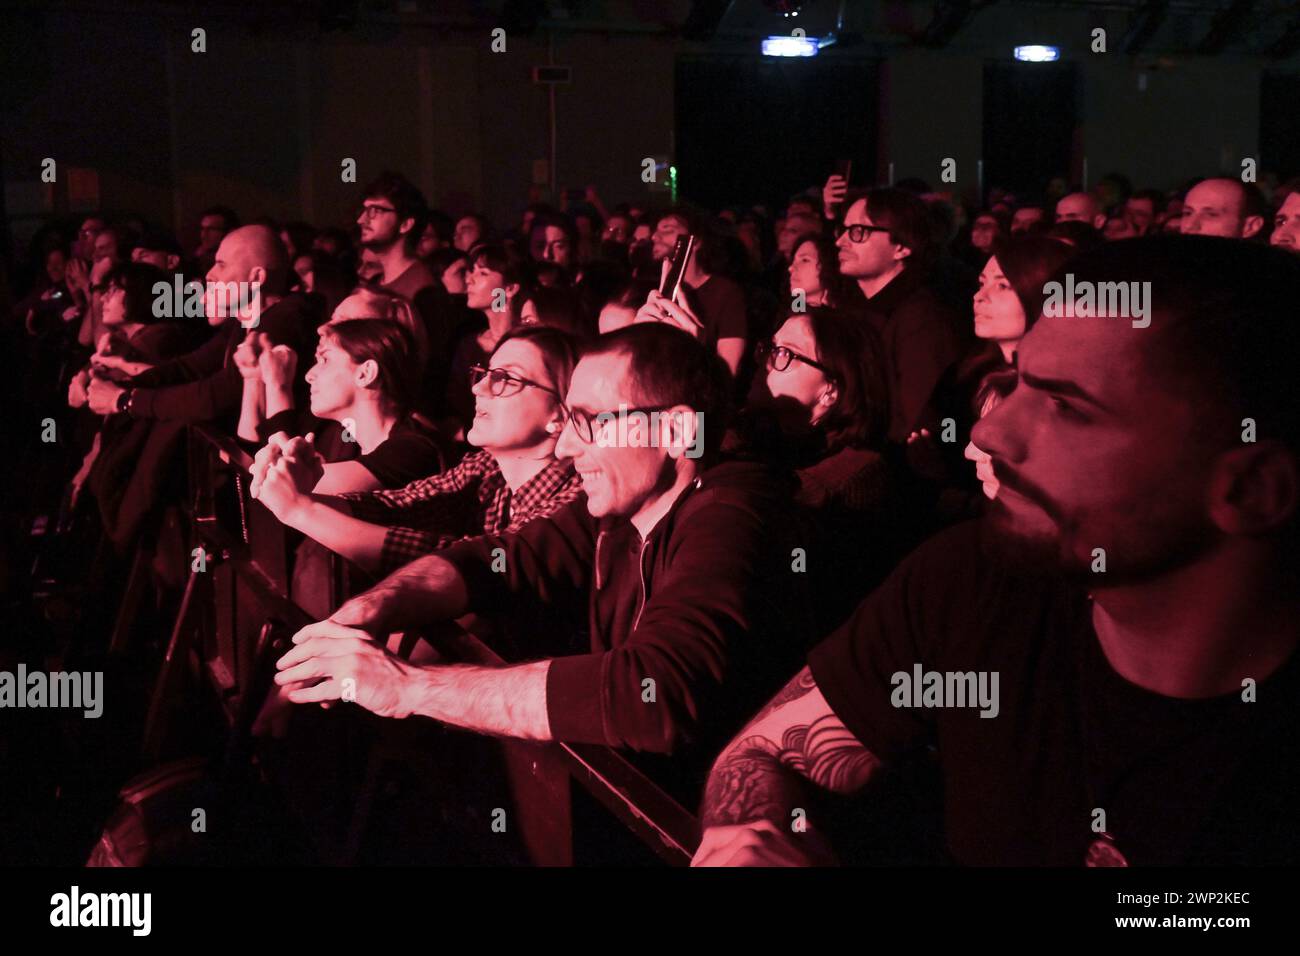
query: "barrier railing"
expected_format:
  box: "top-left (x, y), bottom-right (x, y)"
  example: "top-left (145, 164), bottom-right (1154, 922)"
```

top-left (144, 425), bottom-right (700, 866)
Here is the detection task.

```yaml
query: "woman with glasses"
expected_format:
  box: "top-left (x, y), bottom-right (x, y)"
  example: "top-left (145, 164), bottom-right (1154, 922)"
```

top-left (741, 306), bottom-right (900, 626)
top-left (251, 326), bottom-right (582, 578)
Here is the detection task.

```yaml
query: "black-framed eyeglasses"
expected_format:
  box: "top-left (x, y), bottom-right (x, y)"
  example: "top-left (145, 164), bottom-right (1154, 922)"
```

top-left (755, 340), bottom-right (837, 380)
top-left (559, 403), bottom-right (677, 444)
top-left (469, 364), bottom-right (560, 399)
top-left (358, 204), bottom-right (398, 220)
top-left (834, 223), bottom-right (891, 243)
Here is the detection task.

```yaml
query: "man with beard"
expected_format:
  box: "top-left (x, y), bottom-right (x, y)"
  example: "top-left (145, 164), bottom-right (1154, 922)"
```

top-left (357, 173), bottom-right (448, 368)
top-left (693, 236), bottom-right (1300, 866)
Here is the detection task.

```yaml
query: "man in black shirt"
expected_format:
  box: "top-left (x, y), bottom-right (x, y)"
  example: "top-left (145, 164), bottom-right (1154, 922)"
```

top-left (694, 236), bottom-right (1300, 866)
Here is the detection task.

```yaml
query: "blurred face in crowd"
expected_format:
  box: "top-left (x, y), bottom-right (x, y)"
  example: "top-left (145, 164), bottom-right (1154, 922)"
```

top-left (357, 197), bottom-right (409, 251)
top-left (416, 223), bottom-right (440, 260)
top-left (1011, 207), bottom-right (1044, 235)
top-left (1270, 193), bottom-right (1300, 252)
top-left (787, 239), bottom-right (824, 304)
top-left (441, 257), bottom-right (468, 295)
top-left (531, 225), bottom-right (572, 268)
top-left (1055, 192), bottom-right (1102, 227)
top-left (1103, 215), bottom-right (1138, 240)
top-left (1180, 179), bottom-right (1262, 238)
top-left (837, 198), bottom-right (908, 282)
top-left (46, 249), bottom-right (68, 284)
top-left (603, 215), bottom-right (632, 246)
top-left (651, 215), bottom-right (689, 263)
top-left (632, 223), bottom-right (652, 246)
top-left (92, 231), bottom-right (120, 265)
top-left (294, 254), bottom-right (314, 293)
top-left (971, 308), bottom-right (1215, 580)
top-left (453, 217), bottom-right (482, 252)
top-left (305, 331), bottom-right (372, 420)
top-left (777, 215), bottom-right (819, 259)
top-left (197, 214), bottom-right (227, 255)
top-left (971, 214), bottom-right (1000, 252)
top-left (100, 281), bottom-right (127, 327)
top-left (466, 338), bottom-right (561, 453)
top-left (555, 350), bottom-right (683, 523)
top-left (764, 315), bottom-right (836, 427)
top-left (1125, 197), bottom-right (1156, 235)
top-left (75, 218), bottom-right (105, 261)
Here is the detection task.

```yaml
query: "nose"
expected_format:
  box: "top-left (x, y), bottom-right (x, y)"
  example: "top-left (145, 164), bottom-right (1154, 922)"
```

top-left (553, 417), bottom-right (578, 460)
top-left (970, 390), bottom-right (1027, 468)
top-left (470, 373), bottom-right (491, 398)
top-left (305, 364), bottom-right (317, 385)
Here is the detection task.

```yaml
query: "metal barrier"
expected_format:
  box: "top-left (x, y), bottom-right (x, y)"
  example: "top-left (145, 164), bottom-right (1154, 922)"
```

top-left (143, 425), bottom-right (700, 866)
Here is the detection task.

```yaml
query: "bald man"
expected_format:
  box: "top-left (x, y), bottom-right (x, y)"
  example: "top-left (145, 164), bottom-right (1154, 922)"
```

top-left (87, 225), bottom-right (322, 425)
top-left (1054, 192), bottom-right (1106, 230)
top-left (1180, 178), bottom-right (1266, 239)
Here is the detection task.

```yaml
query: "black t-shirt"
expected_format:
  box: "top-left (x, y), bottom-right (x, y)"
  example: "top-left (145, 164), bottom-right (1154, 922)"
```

top-left (356, 414), bottom-right (450, 488)
top-left (686, 273), bottom-right (748, 352)
top-left (809, 520), bottom-right (1300, 865)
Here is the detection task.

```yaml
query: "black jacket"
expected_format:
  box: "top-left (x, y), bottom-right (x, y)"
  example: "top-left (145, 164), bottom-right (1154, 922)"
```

top-left (439, 460), bottom-right (814, 775)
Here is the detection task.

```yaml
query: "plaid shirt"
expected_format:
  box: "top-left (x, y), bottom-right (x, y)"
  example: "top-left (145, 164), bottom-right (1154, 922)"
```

top-left (338, 449), bottom-right (582, 575)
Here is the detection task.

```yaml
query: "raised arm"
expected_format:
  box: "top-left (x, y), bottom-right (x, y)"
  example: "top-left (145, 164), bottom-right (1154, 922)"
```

top-left (692, 665), bottom-right (881, 866)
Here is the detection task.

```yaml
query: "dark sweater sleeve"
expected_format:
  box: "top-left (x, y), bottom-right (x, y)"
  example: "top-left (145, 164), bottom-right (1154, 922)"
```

top-left (436, 498), bottom-right (595, 618)
top-left (545, 492), bottom-right (772, 754)
top-left (129, 327), bottom-right (229, 389)
top-left (128, 362), bottom-right (242, 423)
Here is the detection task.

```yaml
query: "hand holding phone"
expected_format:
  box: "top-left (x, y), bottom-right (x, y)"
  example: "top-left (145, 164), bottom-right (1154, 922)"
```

top-left (659, 234), bottom-right (696, 305)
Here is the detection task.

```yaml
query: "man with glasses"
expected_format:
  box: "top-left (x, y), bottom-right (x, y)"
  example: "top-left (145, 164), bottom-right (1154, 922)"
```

top-left (836, 188), bottom-right (964, 446)
top-left (277, 323), bottom-right (812, 801)
top-left (359, 172), bottom-right (448, 369)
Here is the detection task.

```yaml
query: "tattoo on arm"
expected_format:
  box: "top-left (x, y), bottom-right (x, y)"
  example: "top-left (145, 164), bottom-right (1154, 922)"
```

top-left (700, 666), bottom-right (879, 829)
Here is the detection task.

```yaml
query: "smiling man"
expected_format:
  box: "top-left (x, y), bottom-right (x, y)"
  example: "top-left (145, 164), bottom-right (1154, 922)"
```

top-left (694, 236), bottom-right (1300, 866)
top-left (277, 323), bottom-right (811, 798)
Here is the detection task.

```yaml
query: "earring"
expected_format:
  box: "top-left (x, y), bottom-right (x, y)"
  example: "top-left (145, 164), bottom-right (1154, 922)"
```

top-left (545, 421), bottom-right (561, 434)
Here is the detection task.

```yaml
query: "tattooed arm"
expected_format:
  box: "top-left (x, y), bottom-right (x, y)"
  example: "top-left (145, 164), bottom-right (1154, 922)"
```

top-left (691, 666), bottom-right (880, 866)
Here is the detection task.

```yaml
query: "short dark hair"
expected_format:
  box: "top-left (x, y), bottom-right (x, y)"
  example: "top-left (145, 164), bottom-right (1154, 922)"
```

top-left (471, 242), bottom-right (527, 287)
top-left (363, 171), bottom-right (429, 252)
top-left (583, 323), bottom-right (733, 462)
top-left (319, 318), bottom-right (420, 414)
top-left (844, 188), bottom-right (933, 265)
top-left (103, 261), bottom-right (170, 325)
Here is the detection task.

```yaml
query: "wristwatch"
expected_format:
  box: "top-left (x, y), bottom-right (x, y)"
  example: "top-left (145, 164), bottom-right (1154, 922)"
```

top-left (115, 387), bottom-right (135, 415)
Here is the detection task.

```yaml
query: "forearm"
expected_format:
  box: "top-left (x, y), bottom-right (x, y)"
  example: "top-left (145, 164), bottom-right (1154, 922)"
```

top-left (333, 552), bottom-right (470, 635)
top-left (406, 660), bottom-right (552, 740)
top-left (699, 667), bottom-right (880, 828)
top-left (265, 383), bottom-right (294, 419)
top-left (280, 497), bottom-right (387, 574)
top-left (237, 378), bottom-right (265, 442)
top-left (701, 736), bottom-right (810, 829)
